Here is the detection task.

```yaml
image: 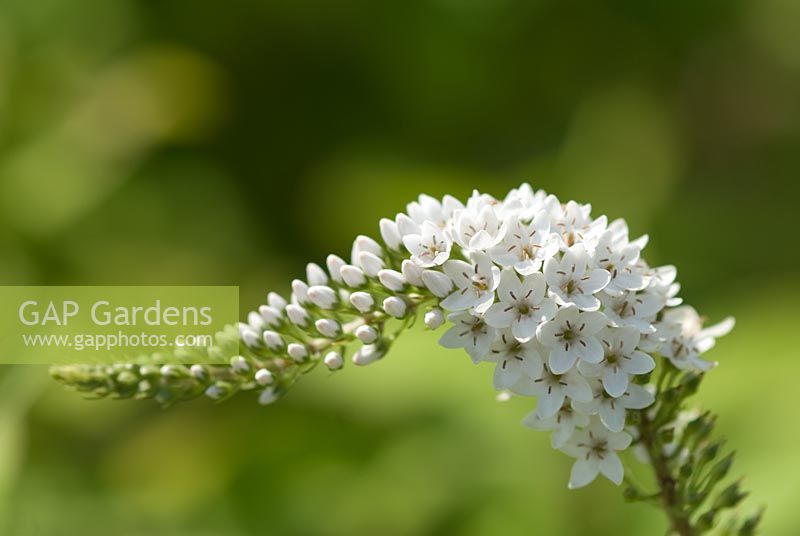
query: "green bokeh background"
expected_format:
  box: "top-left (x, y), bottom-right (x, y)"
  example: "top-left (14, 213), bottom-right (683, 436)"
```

top-left (0, 0), bottom-right (798, 534)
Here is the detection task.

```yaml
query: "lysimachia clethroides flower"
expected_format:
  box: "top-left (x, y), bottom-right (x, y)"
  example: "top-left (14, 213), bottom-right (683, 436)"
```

top-left (51, 183), bottom-right (735, 493)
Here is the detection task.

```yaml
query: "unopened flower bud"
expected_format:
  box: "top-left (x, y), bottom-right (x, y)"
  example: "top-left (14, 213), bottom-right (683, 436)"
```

top-left (306, 262), bottom-right (329, 286)
top-left (350, 291), bottom-right (374, 312)
top-left (358, 251), bottom-right (384, 277)
top-left (267, 292), bottom-right (287, 310)
top-left (424, 307), bottom-right (444, 330)
top-left (255, 368), bottom-right (274, 386)
top-left (383, 296), bottom-right (407, 318)
top-left (231, 355), bottom-right (250, 373)
top-left (190, 364), bottom-right (207, 381)
top-left (324, 351), bottom-right (344, 370)
top-left (422, 270), bottom-right (453, 297)
top-left (352, 343), bottom-right (385, 366)
top-left (326, 254), bottom-right (346, 283)
top-left (307, 285), bottom-right (338, 309)
top-left (239, 323), bottom-right (261, 348)
top-left (395, 213), bottom-right (420, 236)
top-left (379, 218), bottom-right (402, 250)
top-left (248, 311), bottom-right (267, 332)
top-left (291, 279), bottom-right (310, 304)
top-left (258, 387), bottom-right (279, 405)
top-left (401, 259), bottom-right (424, 287)
top-left (205, 382), bottom-right (232, 400)
top-left (340, 265), bottom-right (367, 288)
top-left (353, 235), bottom-right (383, 260)
top-left (315, 318), bottom-right (341, 338)
top-left (355, 324), bottom-right (379, 344)
top-left (263, 330), bottom-right (285, 351)
top-left (286, 304), bottom-right (310, 327)
top-left (287, 343), bottom-right (308, 362)
top-left (378, 269), bottom-right (406, 292)
top-left (258, 305), bottom-right (282, 327)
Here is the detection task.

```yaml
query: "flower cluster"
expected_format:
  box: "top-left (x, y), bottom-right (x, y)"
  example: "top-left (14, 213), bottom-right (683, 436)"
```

top-left (52, 184), bottom-right (734, 490)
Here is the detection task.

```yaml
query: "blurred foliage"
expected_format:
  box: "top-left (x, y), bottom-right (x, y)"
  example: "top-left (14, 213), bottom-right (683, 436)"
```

top-left (0, 0), bottom-right (798, 534)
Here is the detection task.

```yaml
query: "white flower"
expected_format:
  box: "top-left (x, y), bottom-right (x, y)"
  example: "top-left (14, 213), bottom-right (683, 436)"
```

top-left (406, 193), bottom-right (463, 228)
top-left (577, 327), bottom-right (655, 397)
top-left (537, 306), bottom-right (607, 374)
top-left (545, 244), bottom-right (610, 311)
top-left (599, 290), bottom-right (662, 333)
top-left (590, 231), bottom-right (647, 296)
top-left (550, 200), bottom-right (607, 250)
top-left (402, 221), bottom-right (452, 267)
top-left (572, 380), bottom-right (654, 433)
top-left (512, 364), bottom-right (593, 418)
top-left (438, 311), bottom-right (495, 363)
top-left (660, 306), bottom-right (735, 371)
top-left (484, 269), bottom-right (556, 340)
top-left (488, 211), bottom-right (559, 275)
top-left (483, 330), bottom-right (544, 389)
top-left (523, 399), bottom-right (590, 448)
top-left (560, 418), bottom-right (632, 488)
top-left (440, 252), bottom-right (500, 313)
top-left (452, 204), bottom-right (506, 251)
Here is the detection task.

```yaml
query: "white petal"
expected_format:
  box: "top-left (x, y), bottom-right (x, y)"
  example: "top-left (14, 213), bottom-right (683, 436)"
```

top-left (522, 272), bottom-right (547, 303)
top-left (442, 260), bottom-right (473, 286)
top-left (583, 269), bottom-right (611, 294)
top-left (484, 302), bottom-right (515, 329)
top-left (549, 347), bottom-right (577, 374)
top-left (569, 459), bottom-right (600, 489)
top-left (580, 311), bottom-right (608, 335)
top-left (622, 350), bottom-right (655, 375)
top-left (493, 361), bottom-right (519, 390)
top-left (564, 373), bottom-right (593, 402)
top-left (600, 401), bottom-right (626, 432)
top-left (622, 384), bottom-right (654, 410)
top-left (602, 366), bottom-right (629, 398)
top-left (496, 268), bottom-right (524, 303)
top-left (536, 392), bottom-right (565, 419)
top-left (699, 316), bottom-right (735, 339)
top-left (607, 430), bottom-right (633, 450)
top-left (577, 336), bottom-right (604, 364)
top-left (441, 290), bottom-right (477, 311)
top-left (598, 452), bottom-right (624, 485)
top-left (512, 314), bottom-right (539, 341)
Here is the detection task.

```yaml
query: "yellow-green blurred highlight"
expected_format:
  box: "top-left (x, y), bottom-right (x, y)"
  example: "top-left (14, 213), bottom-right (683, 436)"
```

top-left (1, 0), bottom-right (798, 533)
